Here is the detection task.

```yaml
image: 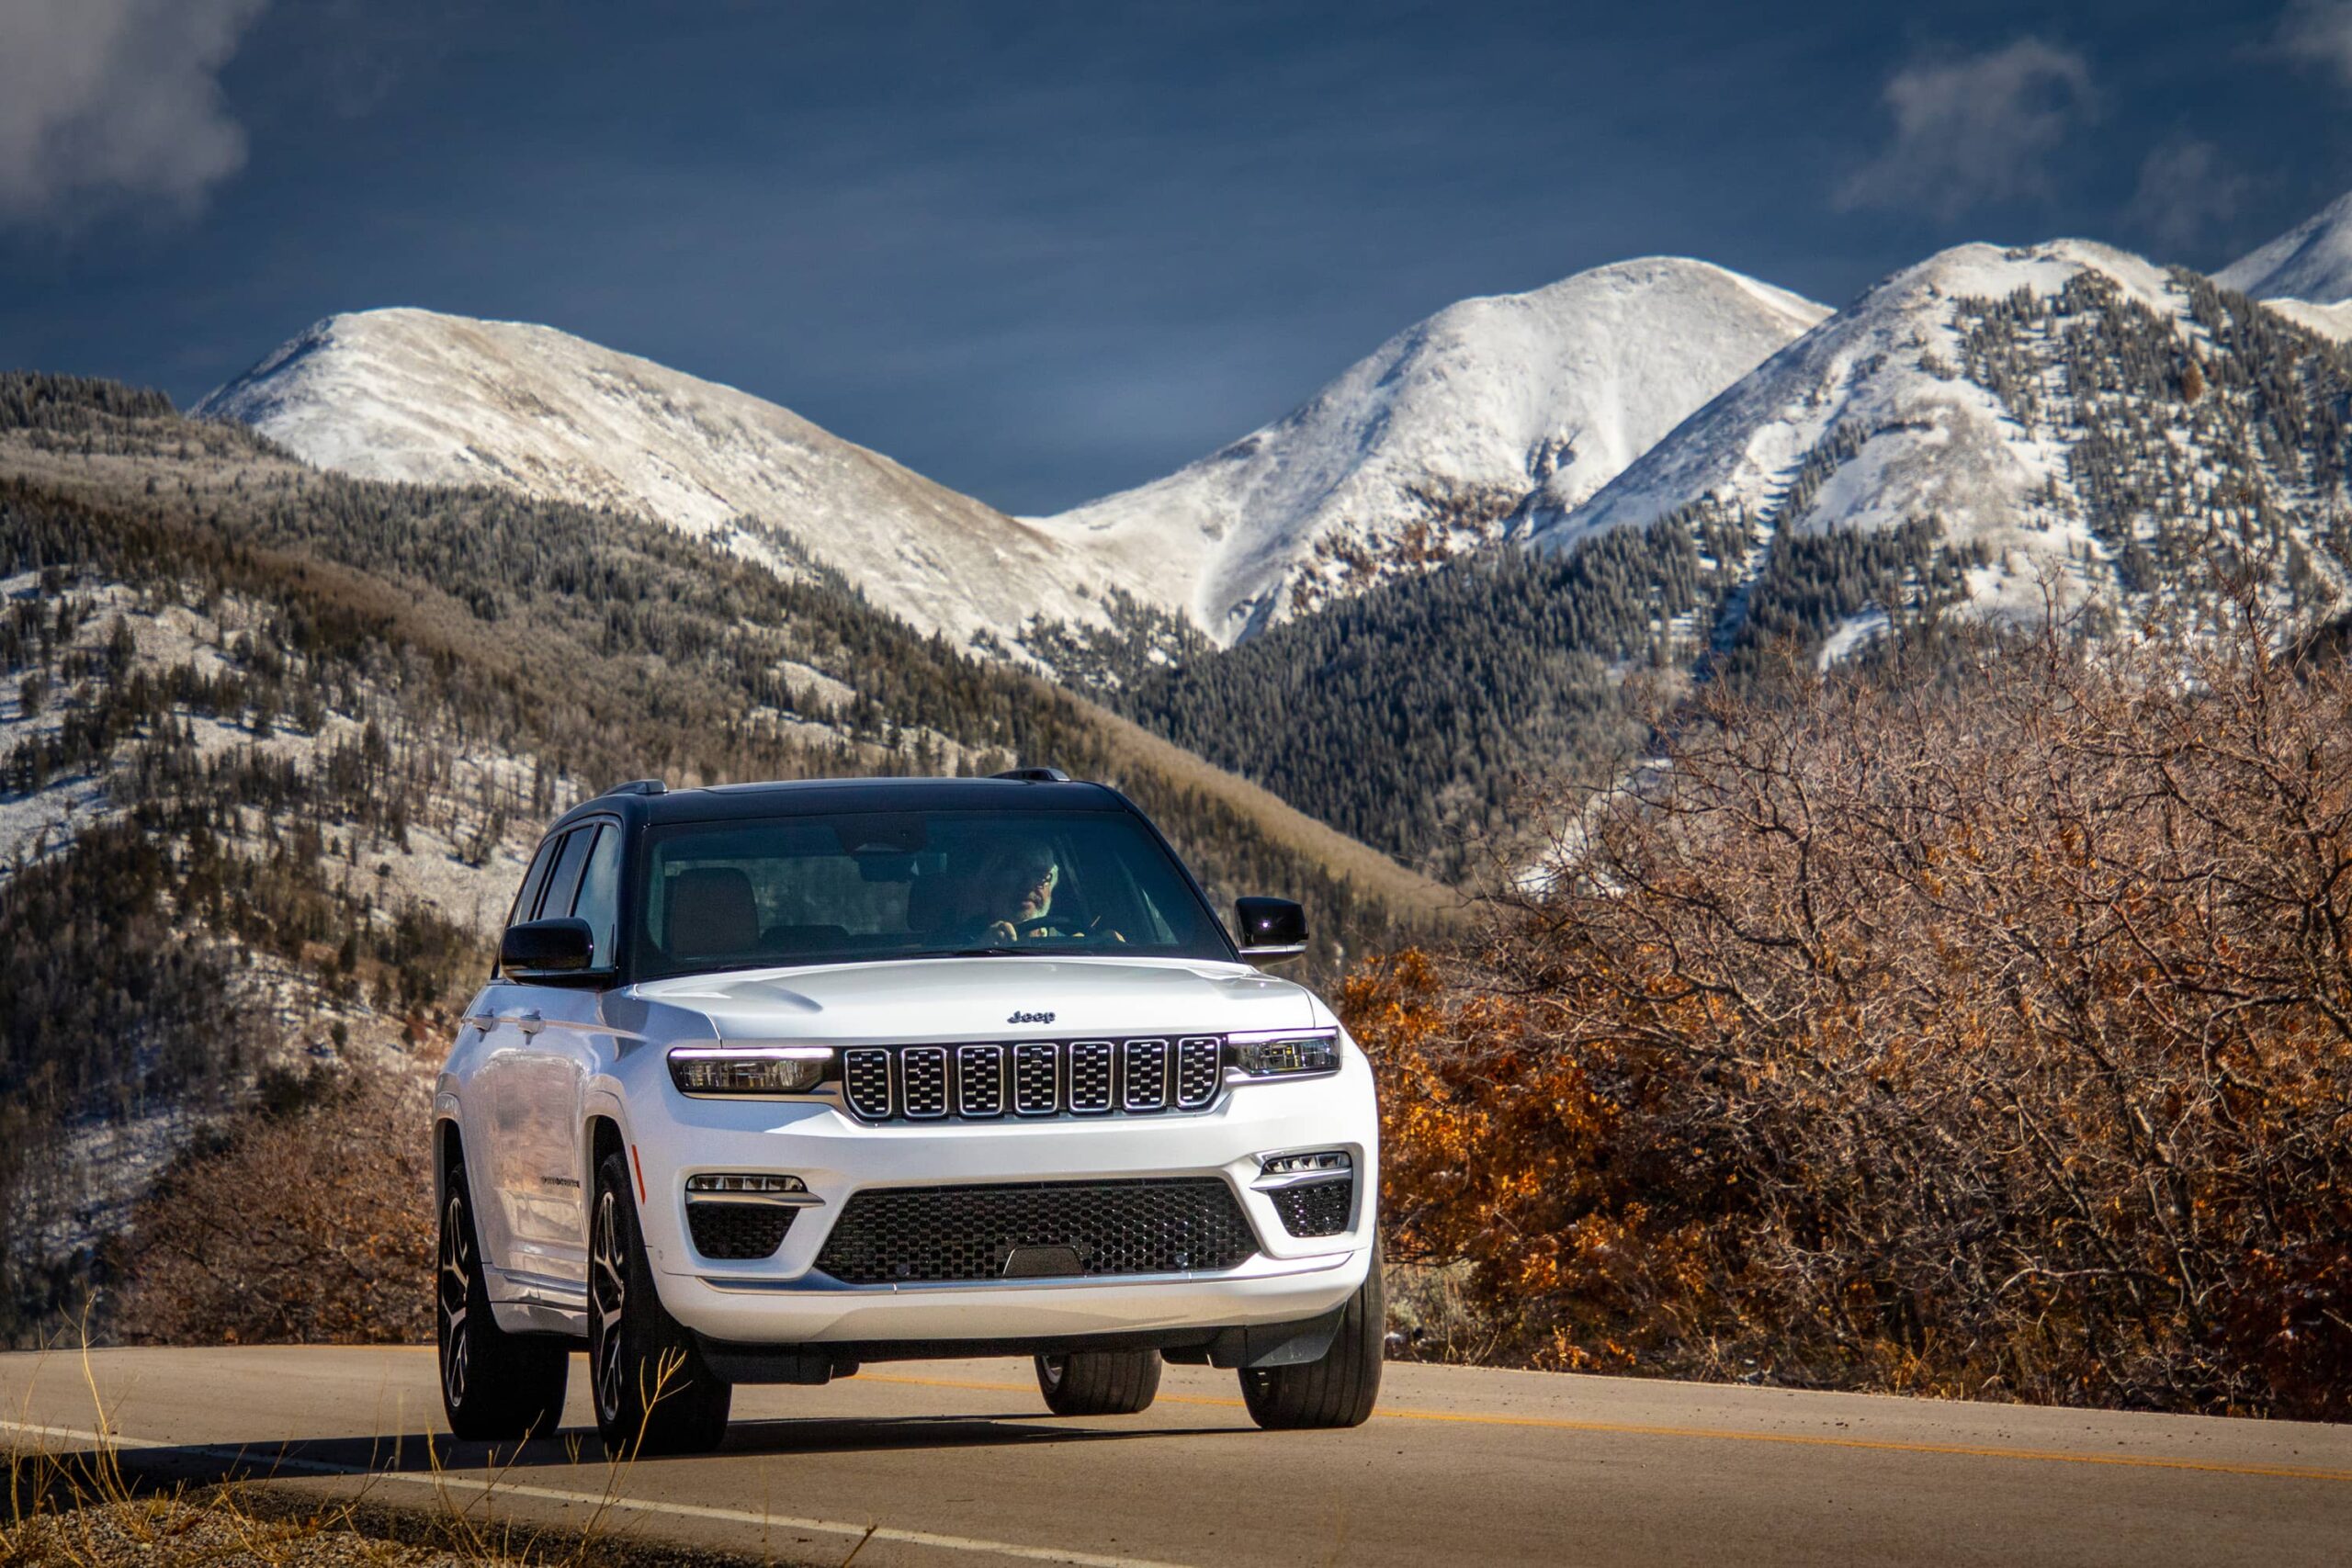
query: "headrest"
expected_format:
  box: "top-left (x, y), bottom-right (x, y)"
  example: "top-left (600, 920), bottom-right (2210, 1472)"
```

top-left (666, 866), bottom-right (759, 956)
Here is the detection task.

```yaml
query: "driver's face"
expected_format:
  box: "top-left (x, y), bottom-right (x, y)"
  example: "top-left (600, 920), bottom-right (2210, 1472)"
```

top-left (1002, 855), bottom-right (1055, 919)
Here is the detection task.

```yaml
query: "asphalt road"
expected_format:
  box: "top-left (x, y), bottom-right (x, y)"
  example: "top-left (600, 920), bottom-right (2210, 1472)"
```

top-left (4, 1346), bottom-right (2348, 1566)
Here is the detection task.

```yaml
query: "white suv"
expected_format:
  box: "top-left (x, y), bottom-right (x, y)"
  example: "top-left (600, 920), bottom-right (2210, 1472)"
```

top-left (433, 770), bottom-right (1382, 1454)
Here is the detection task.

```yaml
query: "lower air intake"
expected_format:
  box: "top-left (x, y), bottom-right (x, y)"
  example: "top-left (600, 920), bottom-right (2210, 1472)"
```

top-left (815, 1179), bottom-right (1259, 1285)
top-left (1271, 1177), bottom-right (1353, 1238)
top-left (687, 1202), bottom-right (797, 1260)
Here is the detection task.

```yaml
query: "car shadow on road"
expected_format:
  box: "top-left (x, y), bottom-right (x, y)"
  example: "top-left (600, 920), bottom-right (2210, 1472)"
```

top-left (78, 1410), bottom-right (1250, 1494)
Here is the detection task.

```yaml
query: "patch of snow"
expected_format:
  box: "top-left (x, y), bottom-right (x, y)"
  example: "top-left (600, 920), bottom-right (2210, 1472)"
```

top-left (1034, 258), bottom-right (1827, 643)
top-left (2218, 188), bottom-right (2352, 306)
top-left (195, 309), bottom-right (1152, 654)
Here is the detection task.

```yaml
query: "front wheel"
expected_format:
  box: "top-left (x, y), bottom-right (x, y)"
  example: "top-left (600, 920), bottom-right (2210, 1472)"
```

top-left (437, 1151), bottom-right (569, 1442)
top-left (1239, 1238), bottom-right (1385, 1429)
top-left (1035, 1350), bottom-right (1160, 1416)
top-left (589, 1151), bottom-right (732, 1456)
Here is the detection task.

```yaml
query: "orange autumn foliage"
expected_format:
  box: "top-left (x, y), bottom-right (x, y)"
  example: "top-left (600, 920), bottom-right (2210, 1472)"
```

top-left (1352, 613), bottom-right (2352, 1416)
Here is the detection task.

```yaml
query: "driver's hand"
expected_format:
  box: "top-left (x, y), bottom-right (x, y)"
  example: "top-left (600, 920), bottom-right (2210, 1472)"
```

top-left (1088, 917), bottom-right (1126, 943)
top-left (987, 919), bottom-right (1020, 944)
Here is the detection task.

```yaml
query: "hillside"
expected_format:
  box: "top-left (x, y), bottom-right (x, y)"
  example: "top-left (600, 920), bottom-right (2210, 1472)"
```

top-left (194, 309), bottom-right (1153, 651)
top-left (2218, 187), bottom-right (2352, 307)
top-left (0, 376), bottom-right (1451, 1340)
top-left (1543, 242), bottom-right (2351, 649)
top-left (1037, 259), bottom-right (1826, 642)
top-left (1097, 248), bottom-right (2352, 872)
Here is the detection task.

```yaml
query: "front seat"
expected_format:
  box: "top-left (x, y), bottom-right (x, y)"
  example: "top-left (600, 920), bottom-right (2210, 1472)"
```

top-left (666, 866), bottom-right (759, 958)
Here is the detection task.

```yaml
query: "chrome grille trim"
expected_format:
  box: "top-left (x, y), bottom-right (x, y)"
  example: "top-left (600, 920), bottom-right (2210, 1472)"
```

top-left (900, 1046), bottom-right (948, 1119)
top-left (1012, 1042), bottom-right (1058, 1116)
top-left (1175, 1036), bottom-right (1220, 1109)
top-left (842, 1049), bottom-right (892, 1121)
top-left (956, 1043), bottom-right (1004, 1117)
top-left (1068, 1041), bottom-right (1114, 1114)
top-left (834, 1037), bottom-right (1229, 1122)
top-left (1123, 1038), bottom-right (1170, 1111)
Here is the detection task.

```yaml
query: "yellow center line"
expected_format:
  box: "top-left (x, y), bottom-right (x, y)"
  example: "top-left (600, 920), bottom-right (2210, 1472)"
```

top-left (149, 1349), bottom-right (2352, 1487)
top-left (856, 1374), bottom-right (2352, 1485)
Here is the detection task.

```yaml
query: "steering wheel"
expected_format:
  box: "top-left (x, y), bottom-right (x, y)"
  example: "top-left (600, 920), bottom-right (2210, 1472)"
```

top-left (1012, 915), bottom-right (1059, 939)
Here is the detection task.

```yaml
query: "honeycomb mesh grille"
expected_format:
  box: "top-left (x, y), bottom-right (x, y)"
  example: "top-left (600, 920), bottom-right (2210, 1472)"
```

top-left (815, 1179), bottom-right (1259, 1284)
top-left (687, 1202), bottom-right (797, 1260)
top-left (1271, 1177), bottom-right (1353, 1238)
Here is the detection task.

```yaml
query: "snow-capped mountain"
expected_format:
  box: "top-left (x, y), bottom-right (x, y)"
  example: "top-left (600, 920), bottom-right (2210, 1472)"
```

top-left (1536, 240), bottom-right (2352, 644)
top-left (1035, 259), bottom-right (1827, 643)
top-left (2218, 189), bottom-right (2352, 307)
top-left (196, 309), bottom-right (1146, 649)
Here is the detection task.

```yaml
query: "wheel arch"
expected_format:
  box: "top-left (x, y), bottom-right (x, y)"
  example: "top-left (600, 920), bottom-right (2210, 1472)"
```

top-left (433, 1114), bottom-right (466, 1212)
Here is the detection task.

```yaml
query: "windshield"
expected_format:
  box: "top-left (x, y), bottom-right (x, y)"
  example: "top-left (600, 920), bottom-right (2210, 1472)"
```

top-left (629, 807), bottom-right (1234, 979)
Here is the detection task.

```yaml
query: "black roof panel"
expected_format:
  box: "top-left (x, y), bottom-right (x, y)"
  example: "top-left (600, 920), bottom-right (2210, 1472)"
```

top-left (555, 775), bottom-right (1125, 831)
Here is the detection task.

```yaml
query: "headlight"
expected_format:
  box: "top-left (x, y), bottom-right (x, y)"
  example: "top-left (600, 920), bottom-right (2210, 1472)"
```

top-left (1227, 1032), bottom-right (1340, 1077)
top-left (668, 1045), bottom-right (831, 1097)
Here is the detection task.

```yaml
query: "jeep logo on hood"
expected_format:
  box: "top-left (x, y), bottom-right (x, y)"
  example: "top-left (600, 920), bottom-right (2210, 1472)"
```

top-left (1007, 1010), bottom-right (1056, 1025)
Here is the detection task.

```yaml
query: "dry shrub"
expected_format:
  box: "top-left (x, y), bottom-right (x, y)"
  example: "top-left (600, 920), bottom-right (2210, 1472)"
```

top-left (115, 1065), bottom-right (434, 1345)
top-left (1355, 615), bottom-right (2352, 1416)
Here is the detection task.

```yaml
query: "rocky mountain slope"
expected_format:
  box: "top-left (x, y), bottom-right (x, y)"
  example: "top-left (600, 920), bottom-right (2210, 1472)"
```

top-left (194, 309), bottom-right (1151, 649)
top-left (1036, 259), bottom-right (1826, 642)
top-left (1099, 242), bottom-right (2352, 872)
top-left (199, 266), bottom-right (1826, 658)
top-left (1537, 240), bottom-right (2352, 651)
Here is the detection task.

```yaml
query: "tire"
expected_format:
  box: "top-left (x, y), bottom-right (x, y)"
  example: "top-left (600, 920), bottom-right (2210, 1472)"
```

top-left (436, 1149), bottom-right (570, 1442)
top-left (589, 1150), bottom-right (731, 1457)
top-left (1035, 1349), bottom-right (1161, 1416)
top-left (1239, 1236), bottom-right (1385, 1430)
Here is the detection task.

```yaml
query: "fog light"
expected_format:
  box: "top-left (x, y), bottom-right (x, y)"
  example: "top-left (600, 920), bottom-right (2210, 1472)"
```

top-left (685, 1173), bottom-right (808, 1195)
top-left (669, 1045), bottom-right (831, 1096)
top-left (1260, 1150), bottom-right (1351, 1177)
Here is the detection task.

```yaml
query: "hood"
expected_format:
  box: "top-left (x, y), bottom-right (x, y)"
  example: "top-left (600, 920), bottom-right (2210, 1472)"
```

top-left (631, 955), bottom-right (1318, 1043)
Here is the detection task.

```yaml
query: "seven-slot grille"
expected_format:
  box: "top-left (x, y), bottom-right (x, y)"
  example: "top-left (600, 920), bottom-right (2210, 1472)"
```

top-left (835, 1037), bottom-right (1225, 1122)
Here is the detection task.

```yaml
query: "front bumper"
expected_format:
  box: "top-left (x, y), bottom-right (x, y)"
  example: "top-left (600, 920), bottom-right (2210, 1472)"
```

top-left (626, 1052), bottom-right (1380, 1347)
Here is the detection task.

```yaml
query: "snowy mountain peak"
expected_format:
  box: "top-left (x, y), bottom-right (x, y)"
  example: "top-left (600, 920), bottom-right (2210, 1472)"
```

top-left (196, 308), bottom-right (1142, 649)
top-left (1538, 237), bottom-right (2350, 653)
top-left (1035, 258), bottom-right (1827, 643)
top-left (2218, 189), bottom-right (2352, 306)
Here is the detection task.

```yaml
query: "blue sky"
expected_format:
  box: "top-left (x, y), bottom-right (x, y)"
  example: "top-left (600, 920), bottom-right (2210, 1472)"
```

top-left (4, 0), bottom-right (2351, 512)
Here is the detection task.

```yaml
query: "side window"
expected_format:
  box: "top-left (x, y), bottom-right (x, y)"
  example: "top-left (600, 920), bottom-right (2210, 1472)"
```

top-left (540, 827), bottom-right (596, 925)
top-left (571, 826), bottom-right (622, 967)
top-left (506, 834), bottom-right (564, 931)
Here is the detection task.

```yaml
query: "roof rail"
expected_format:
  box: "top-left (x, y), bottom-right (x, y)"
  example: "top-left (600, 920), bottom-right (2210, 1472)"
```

top-left (991, 766), bottom-right (1072, 784)
top-left (600, 777), bottom-right (669, 797)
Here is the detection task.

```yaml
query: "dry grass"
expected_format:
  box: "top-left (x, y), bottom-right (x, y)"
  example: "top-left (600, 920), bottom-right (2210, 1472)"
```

top-left (3, 1344), bottom-right (786, 1568)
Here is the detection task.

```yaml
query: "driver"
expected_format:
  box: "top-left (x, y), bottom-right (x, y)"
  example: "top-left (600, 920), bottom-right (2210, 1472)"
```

top-left (963, 839), bottom-right (1121, 945)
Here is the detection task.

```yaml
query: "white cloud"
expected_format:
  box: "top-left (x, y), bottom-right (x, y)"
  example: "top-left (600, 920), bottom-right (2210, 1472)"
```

top-left (2125, 139), bottom-right (2252, 257)
top-left (1838, 39), bottom-right (2098, 220)
top-left (2276, 0), bottom-right (2352, 83)
top-left (0, 0), bottom-right (269, 225)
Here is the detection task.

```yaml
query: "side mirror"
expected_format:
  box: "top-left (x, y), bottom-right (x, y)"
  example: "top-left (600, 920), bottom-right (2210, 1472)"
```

top-left (1234, 897), bottom-right (1307, 968)
top-left (501, 917), bottom-right (594, 976)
